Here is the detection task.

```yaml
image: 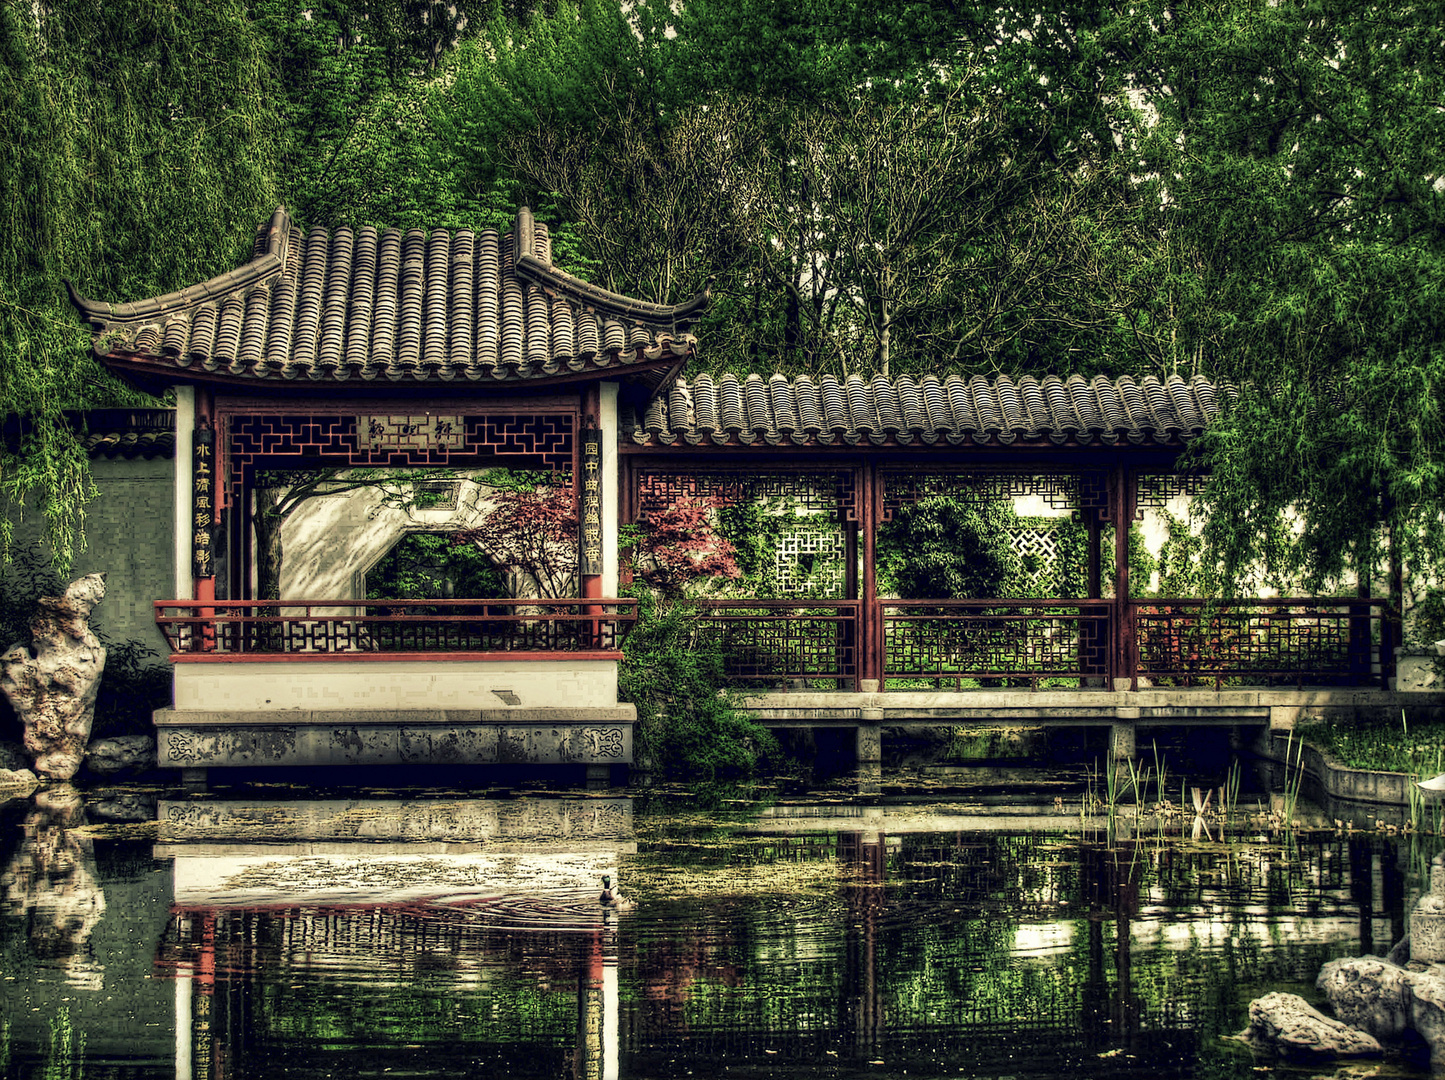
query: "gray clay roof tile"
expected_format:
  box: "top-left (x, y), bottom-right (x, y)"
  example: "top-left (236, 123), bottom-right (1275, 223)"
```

top-left (67, 208), bottom-right (706, 387)
top-left (623, 372), bottom-right (1228, 448)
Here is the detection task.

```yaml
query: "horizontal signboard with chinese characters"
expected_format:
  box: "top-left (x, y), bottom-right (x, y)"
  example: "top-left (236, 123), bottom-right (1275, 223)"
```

top-left (358, 415), bottom-right (466, 452)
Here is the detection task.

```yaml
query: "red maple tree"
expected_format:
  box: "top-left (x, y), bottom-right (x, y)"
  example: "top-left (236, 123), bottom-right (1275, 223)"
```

top-left (627, 495), bottom-right (741, 598)
top-left (451, 482), bottom-right (578, 598)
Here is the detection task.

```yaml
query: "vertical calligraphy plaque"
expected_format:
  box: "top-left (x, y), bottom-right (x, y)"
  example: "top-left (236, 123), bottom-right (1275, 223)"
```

top-left (192, 425), bottom-right (215, 579)
top-left (579, 427), bottom-right (603, 577)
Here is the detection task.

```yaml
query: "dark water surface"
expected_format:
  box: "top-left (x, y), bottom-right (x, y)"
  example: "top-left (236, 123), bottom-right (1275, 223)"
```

top-left (1, 770), bottom-right (1437, 1080)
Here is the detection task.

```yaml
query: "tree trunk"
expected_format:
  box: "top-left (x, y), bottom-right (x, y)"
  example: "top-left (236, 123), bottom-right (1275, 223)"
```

top-left (253, 487), bottom-right (286, 601)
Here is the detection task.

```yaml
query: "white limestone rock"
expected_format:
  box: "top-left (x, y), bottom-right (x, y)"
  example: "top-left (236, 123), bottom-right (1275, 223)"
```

top-left (0, 784), bottom-right (107, 988)
top-left (0, 767), bottom-right (39, 793)
top-left (1238, 992), bottom-right (1382, 1060)
top-left (0, 574), bottom-right (107, 781)
top-left (1318, 956), bottom-right (1416, 1040)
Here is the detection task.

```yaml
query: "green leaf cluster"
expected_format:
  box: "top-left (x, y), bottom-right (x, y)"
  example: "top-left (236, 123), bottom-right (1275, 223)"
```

top-left (618, 588), bottom-right (781, 780)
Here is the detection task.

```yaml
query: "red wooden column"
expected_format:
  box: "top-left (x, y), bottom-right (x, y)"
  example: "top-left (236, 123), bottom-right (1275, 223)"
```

top-left (859, 461), bottom-right (880, 691)
top-left (1110, 465), bottom-right (1138, 689)
top-left (580, 385), bottom-right (603, 603)
top-left (193, 388), bottom-right (217, 650)
top-left (579, 386), bottom-right (603, 650)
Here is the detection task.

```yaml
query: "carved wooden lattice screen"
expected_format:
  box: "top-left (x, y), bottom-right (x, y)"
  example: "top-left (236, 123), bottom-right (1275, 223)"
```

top-left (633, 469), bottom-right (858, 521)
top-left (880, 470), bottom-right (1110, 520)
top-left (223, 412), bottom-right (576, 504)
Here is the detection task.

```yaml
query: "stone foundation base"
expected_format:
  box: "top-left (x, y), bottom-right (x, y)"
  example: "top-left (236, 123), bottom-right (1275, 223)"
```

top-left (154, 707), bottom-right (634, 769)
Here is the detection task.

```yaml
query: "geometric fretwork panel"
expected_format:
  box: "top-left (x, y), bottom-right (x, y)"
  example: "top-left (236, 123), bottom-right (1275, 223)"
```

top-left (775, 528), bottom-right (846, 596)
top-left (226, 413), bottom-right (574, 497)
top-left (692, 601), bottom-right (859, 688)
top-left (882, 600), bottom-right (1111, 686)
top-left (1005, 525), bottom-right (1063, 589)
top-left (635, 470), bottom-right (857, 520)
top-left (881, 471), bottom-right (1108, 519)
top-left (1134, 600), bottom-right (1370, 687)
top-left (1136, 472), bottom-right (1208, 509)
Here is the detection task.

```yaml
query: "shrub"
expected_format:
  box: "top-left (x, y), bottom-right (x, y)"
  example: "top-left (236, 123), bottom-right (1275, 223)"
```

top-left (619, 588), bottom-right (780, 780)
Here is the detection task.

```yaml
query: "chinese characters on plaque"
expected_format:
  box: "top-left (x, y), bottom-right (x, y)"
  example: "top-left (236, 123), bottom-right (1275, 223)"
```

top-left (192, 425), bottom-right (214, 579)
top-left (358, 415), bottom-right (466, 452)
top-left (580, 428), bottom-right (602, 576)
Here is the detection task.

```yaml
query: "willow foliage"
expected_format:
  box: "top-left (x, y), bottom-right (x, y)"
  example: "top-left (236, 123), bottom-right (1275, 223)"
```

top-left (0, 0), bottom-right (283, 569)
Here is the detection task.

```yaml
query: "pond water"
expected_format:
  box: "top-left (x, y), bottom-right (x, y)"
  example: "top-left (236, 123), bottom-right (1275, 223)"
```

top-left (1, 767), bottom-right (1439, 1080)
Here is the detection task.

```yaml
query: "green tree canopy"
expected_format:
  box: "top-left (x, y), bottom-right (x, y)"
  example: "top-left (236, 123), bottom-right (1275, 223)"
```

top-left (0, 0), bottom-right (284, 567)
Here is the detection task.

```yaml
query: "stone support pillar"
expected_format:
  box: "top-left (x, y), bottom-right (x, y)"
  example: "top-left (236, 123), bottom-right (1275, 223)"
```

top-left (1110, 710), bottom-right (1138, 762)
top-left (856, 723), bottom-right (882, 764)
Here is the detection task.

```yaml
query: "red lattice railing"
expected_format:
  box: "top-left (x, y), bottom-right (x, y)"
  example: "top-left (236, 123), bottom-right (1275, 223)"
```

top-left (155, 595), bottom-right (1389, 688)
top-left (156, 598), bottom-right (636, 657)
top-left (882, 599), bottom-right (1113, 688)
top-left (1130, 598), bottom-right (1385, 688)
top-left (692, 600), bottom-right (860, 689)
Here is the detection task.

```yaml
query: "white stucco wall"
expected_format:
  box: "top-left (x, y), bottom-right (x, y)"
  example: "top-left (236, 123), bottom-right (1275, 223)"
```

top-left (173, 658), bottom-right (620, 711)
top-left (279, 475), bottom-right (500, 599)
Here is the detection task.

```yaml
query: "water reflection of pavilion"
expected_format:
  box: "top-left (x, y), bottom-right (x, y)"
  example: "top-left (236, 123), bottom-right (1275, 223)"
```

top-left (154, 796), bottom-right (633, 1080)
top-left (133, 792), bottom-right (1421, 1079)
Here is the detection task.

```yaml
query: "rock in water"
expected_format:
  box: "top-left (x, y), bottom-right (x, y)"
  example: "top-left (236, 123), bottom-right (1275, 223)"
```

top-left (1239, 992), bottom-right (1382, 1060)
top-left (85, 735), bottom-right (155, 775)
top-left (1318, 956), bottom-right (1416, 1040)
top-left (0, 574), bottom-right (108, 781)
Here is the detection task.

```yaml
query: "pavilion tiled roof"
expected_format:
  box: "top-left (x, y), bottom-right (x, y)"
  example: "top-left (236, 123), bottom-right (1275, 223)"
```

top-left (623, 372), bottom-right (1228, 447)
top-left (66, 208), bottom-right (707, 388)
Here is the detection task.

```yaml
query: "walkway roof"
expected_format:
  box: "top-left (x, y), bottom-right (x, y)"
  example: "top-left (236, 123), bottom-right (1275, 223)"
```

top-left (624, 372), bottom-right (1228, 449)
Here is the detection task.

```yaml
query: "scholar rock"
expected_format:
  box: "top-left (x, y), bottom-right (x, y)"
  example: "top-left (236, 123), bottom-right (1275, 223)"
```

top-left (0, 784), bottom-right (107, 989)
top-left (1238, 992), bottom-right (1382, 1060)
top-left (86, 792), bottom-right (157, 822)
top-left (1317, 953), bottom-right (1445, 1066)
top-left (0, 574), bottom-right (107, 780)
top-left (85, 735), bottom-right (155, 775)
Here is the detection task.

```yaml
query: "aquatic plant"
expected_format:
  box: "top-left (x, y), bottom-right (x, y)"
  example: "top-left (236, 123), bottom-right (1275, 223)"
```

top-left (1223, 759), bottom-right (1242, 817)
top-left (1280, 731), bottom-right (1306, 827)
top-left (1125, 757), bottom-right (1152, 808)
top-left (1153, 740), bottom-right (1170, 806)
top-left (44, 1008), bottom-right (84, 1080)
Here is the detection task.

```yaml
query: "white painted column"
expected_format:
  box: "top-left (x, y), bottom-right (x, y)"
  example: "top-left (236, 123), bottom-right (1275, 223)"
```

top-left (600, 381), bottom-right (620, 597)
top-left (174, 966), bottom-right (192, 1080)
top-left (173, 386), bottom-right (195, 600)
